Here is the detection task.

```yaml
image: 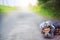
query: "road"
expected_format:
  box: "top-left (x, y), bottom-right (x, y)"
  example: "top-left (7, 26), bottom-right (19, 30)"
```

top-left (1, 10), bottom-right (60, 40)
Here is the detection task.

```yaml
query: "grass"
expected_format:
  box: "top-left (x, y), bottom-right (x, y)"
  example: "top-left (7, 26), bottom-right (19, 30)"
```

top-left (30, 5), bottom-right (60, 20)
top-left (0, 5), bottom-right (17, 14)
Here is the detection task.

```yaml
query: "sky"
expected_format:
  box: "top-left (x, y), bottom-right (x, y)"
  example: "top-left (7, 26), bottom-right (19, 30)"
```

top-left (0, 0), bottom-right (37, 7)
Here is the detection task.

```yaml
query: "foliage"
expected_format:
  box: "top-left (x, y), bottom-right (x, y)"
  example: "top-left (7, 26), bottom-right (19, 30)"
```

top-left (0, 5), bottom-right (16, 14)
top-left (33, 0), bottom-right (60, 19)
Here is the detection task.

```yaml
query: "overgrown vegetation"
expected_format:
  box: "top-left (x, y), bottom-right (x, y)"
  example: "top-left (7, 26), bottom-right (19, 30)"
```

top-left (31, 0), bottom-right (60, 19)
top-left (0, 5), bottom-right (16, 14)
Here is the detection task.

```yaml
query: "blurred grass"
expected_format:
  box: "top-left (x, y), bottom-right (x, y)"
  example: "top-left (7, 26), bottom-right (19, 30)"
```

top-left (30, 5), bottom-right (60, 19)
top-left (0, 5), bottom-right (17, 14)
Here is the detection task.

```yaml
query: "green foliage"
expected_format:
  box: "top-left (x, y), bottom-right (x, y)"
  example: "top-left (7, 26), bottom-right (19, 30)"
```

top-left (0, 5), bottom-right (16, 14)
top-left (38, 0), bottom-right (48, 3)
top-left (36, 0), bottom-right (60, 19)
top-left (38, 0), bottom-right (60, 10)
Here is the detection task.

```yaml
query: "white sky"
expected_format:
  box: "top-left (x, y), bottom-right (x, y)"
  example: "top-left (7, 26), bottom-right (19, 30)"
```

top-left (0, 0), bottom-right (37, 7)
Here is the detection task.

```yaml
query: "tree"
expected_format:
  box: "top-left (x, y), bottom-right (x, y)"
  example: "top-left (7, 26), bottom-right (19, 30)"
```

top-left (37, 0), bottom-right (60, 19)
top-left (38, 0), bottom-right (60, 10)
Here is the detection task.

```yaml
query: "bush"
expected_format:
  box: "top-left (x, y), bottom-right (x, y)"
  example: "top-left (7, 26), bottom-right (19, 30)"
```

top-left (35, 0), bottom-right (60, 19)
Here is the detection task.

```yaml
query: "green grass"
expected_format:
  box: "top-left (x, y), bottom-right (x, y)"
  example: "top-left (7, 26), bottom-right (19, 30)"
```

top-left (0, 5), bottom-right (17, 14)
top-left (30, 5), bottom-right (60, 19)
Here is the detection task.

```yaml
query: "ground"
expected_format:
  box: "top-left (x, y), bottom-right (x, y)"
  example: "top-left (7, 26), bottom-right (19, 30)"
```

top-left (1, 10), bottom-right (60, 40)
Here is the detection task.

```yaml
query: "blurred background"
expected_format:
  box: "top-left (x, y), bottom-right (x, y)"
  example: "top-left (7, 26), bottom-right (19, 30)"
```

top-left (0, 0), bottom-right (60, 19)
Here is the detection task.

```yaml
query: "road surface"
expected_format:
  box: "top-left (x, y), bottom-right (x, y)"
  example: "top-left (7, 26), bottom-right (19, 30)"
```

top-left (1, 10), bottom-right (60, 40)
